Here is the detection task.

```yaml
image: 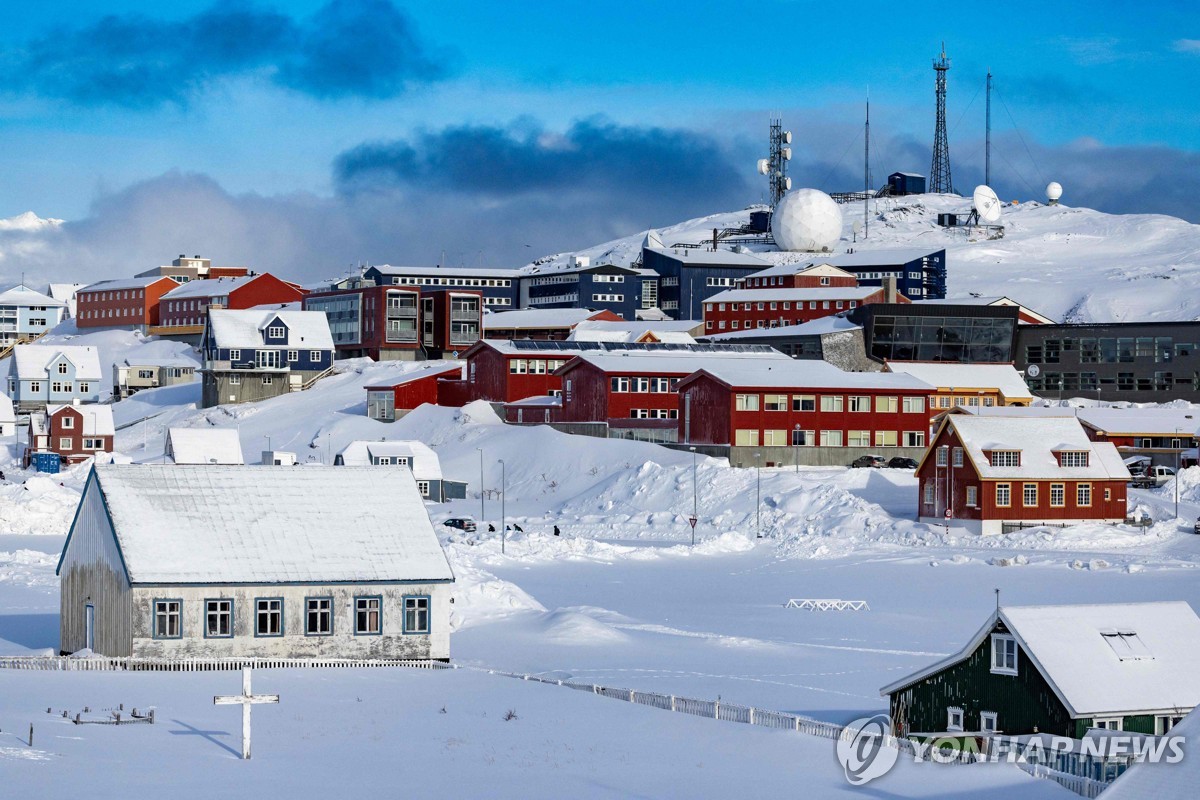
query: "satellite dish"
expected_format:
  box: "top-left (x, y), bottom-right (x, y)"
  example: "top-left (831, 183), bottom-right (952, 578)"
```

top-left (757, 158), bottom-right (770, 175)
top-left (781, 147), bottom-right (792, 161)
top-left (783, 176), bottom-right (792, 191)
top-left (783, 131), bottom-right (793, 144)
top-left (1046, 181), bottom-right (1063, 205)
top-left (852, 220), bottom-right (863, 235)
top-left (973, 185), bottom-right (1002, 224)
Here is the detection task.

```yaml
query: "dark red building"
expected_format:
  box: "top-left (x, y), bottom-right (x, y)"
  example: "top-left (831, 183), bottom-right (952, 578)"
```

top-left (157, 273), bottom-right (307, 333)
top-left (75, 276), bottom-right (179, 331)
top-left (365, 362), bottom-right (463, 421)
top-left (25, 403), bottom-right (115, 466)
top-left (742, 264), bottom-right (861, 289)
top-left (916, 414), bottom-right (1130, 535)
top-left (448, 339), bottom-right (581, 404)
top-left (677, 360), bottom-right (934, 450)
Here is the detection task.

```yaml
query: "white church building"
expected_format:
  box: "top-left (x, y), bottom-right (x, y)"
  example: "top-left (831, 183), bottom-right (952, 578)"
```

top-left (57, 464), bottom-right (455, 661)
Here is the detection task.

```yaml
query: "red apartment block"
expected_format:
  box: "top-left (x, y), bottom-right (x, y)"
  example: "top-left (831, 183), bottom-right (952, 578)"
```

top-left (75, 277), bottom-right (179, 330)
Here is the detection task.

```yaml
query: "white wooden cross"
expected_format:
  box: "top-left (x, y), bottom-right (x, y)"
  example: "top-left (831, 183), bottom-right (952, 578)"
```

top-left (213, 667), bottom-right (280, 760)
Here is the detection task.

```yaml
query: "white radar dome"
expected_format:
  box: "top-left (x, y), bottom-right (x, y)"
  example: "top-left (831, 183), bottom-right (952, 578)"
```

top-left (1046, 182), bottom-right (1063, 203)
top-left (771, 189), bottom-right (843, 252)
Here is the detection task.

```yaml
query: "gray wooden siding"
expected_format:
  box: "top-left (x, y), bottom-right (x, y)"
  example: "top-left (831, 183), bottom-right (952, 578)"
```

top-left (58, 474), bottom-right (133, 656)
top-left (128, 583), bottom-right (451, 660)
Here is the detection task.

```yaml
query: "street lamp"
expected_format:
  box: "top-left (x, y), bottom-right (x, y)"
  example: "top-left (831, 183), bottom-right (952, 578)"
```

top-left (754, 452), bottom-right (762, 539)
top-left (1175, 427), bottom-right (1182, 520)
top-left (498, 458), bottom-right (506, 555)
top-left (477, 447), bottom-right (485, 524)
top-left (689, 446), bottom-right (698, 546)
top-left (794, 425), bottom-right (801, 473)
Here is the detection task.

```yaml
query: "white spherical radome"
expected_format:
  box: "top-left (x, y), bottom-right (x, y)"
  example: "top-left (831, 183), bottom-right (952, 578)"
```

top-left (1046, 181), bottom-right (1063, 201)
top-left (771, 189), bottom-right (843, 252)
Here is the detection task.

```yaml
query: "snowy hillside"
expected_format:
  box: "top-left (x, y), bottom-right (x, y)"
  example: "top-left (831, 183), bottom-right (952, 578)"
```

top-left (525, 195), bottom-right (1200, 324)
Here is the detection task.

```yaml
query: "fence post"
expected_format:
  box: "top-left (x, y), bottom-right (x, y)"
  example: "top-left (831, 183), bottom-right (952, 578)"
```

top-left (593, 685), bottom-right (599, 695)
top-left (749, 708), bottom-right (755, 725)
top-left (629, 690), bottom-right (635, 703)
top-left (714, 701), bottom-right (719, 720)
top-left (670, 695), bottom-right (676, 712)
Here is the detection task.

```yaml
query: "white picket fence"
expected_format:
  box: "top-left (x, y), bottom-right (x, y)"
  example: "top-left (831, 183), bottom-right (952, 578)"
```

top-left (0, 656), bottom-right (449, 672)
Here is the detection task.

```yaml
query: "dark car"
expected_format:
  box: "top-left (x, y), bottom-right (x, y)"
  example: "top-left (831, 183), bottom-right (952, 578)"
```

top-left (850, 455), bottom-right (886, 468)
top-left (1194, 517), bottom-right (1200, 535)
top-left (887, 456), bottom-right (919, 470)
top-left (442, 517), bottom-right (477, 533)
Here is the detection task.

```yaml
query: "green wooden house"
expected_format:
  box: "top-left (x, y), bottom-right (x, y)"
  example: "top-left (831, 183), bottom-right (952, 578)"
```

top-left (881, 602), bottom-right (1199, 739)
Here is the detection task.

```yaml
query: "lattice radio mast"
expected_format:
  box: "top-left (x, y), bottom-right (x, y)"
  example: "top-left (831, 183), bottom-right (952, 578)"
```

top-left (760, 118), bottom-right (793, 209)
top-left (930, 43), bottom-right (953, 193)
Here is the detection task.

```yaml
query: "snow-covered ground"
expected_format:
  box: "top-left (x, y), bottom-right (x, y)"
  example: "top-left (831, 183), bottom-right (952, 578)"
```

top-left (2, 321), bottom-right (1199, 796)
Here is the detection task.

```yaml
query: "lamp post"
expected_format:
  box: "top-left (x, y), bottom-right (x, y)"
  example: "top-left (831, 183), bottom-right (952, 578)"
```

top-left (264, 435), bottom-right (271, 455)
top-left (794, 425), bottom-right (800, 473)
top-left (477, 447), bottom-right (485, 524)
top-left (689, 446), bottom-right (698, 546)
top-left (498, 458), bottom-right (506, 555)
top-left (754, 452), bottom-right (762, 539)
top-left (1175, 427), bottom-right (1182, 520)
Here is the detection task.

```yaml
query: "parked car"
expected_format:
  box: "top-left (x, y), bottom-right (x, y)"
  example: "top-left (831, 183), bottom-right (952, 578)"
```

top-left (1128, 465), bottom-right (1176, 489)
top-left (1194, 517), bottom-right (1200, 535)
top-left (887, 456), bottom-right (919, 470)
top-left (442, 517), bottom-right (477, 532)
top-left (851, 455), bottom-right (886, 468)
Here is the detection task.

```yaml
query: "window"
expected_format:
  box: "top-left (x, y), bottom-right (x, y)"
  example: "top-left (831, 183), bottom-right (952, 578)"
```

top-left (849, 395), bottom-right (871, 412)
top-left (735, 394), bottom-right (759, 411)
top-left (1077, 483), bottom-right (1092, 506)
top-left (966, 486), bottom-right (978, 507)
top-left (268, 326), bottom-right (285, 339)
top-left (403, 596), bottom-right (430, 634)
top-left (991, 633), bottom-right (1018, 675)
top-left (936, 447), bottom-right (948, 466)
top-left (59, 437), bottom-right (73, 450)
top-left (229, 374), bottom-right (241, 385)
top-left (1058, 451), bottom-right (1090, 467)
top-left (153, 599), bottom-right (182, 638)
top-left (875, 396), bottom-right (898, 413)
top-left (229, 349), bottom-right (241, 361)
top-left (996, 483), bottom-right (1011, 507)
top-left (610, 377), bottom-right (630, 393)
top-left (792, 395), bottom-right (815, 412)
top-left (980, 712), bottom-right (999, 734)
top-left (989, 450), bottom-right (1021, 467)
top-left (84, 438), bottom-right (104, 450)
top-left (256, 598), bottom-right (283, 636)
top-left (1093, 718), bottom-right (1123, 731)
top-left (763, 429), bottom-right (787, 446)
top-left (848, 430), bottom-right (871, 447)
top-left (875, 431), bottom-right (897, 447)
top-left (205, 599), bottom-right (233, 638)
top-left (305, 597), bottom-right (333, 635)
top-left (923, 484), bottom-right (935, 505)
top-left (734, 429), bottom-right (759, 446)
top-left (57, 362), bottom-right (68, 375)
top-left (1050, 484), bottom-right (1065, 507)
top-left (901, 396), bottom-right (925, 414)
top-left (262, 375), bottom-right (273, 385)
top-left (288, 350), bottom-right (299, 363)
top-left (1156, 715), bottom-right (1185, 735)
top-left (947, 707), bottom-right (964, 731)
top-left (1100, 629), bottom-right (1153, 661)
top-left (1104, 487), bottom-right (1112, 501)
top-left (820, 395), bottom-right (843, 412)
top-left (764, 394), bottom-right (787, 411)
top-left (417, 480), bottom-right (430, 497)
top-left (310, 350), bottom-right (322, 362)
top-left (791, 429), bottom-right (813, 446)
top-left (903, 431), bottom-right (925, 447)
top-left (1022, 483), bottom-right (1038, 507)
top-left (819, 430), bottom-right (843, 447)
top-left (952, 448), bottom-right (963, 467)
top-left (61, 416), bottom-right (74, 429)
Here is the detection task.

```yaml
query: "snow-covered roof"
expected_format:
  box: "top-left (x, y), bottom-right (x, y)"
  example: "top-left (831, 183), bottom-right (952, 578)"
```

top-left (371, 264), bottom-right (518, 279)
top-left (705, 287), bottom-right (879, 304)
top-left (364, 362), bottom-right (463, 389)
top-left (161, 275), bottom-right (259, 298)
top-left (572, 319), bottom-right (701, 334)
top-left (505, 395), bottom-right (563, 408)
top-left (883, 603), bottom-right (1200, 718)
top-left (483, 309), bottom-right (608, 330)
top-left (80, 276), bottom-right (177, 293)
top-left (0, 284), bottom-right (65, 307)
top-left (892, 171), bottom-right (924, 178)
top-left (336, 440), bottom-right (442, 480)
top-left (48, 404), bottom-right (114, 436)
top-left (644, 247), bottom-right (772, 267)
top-left (46, 283), bottom-right (85, 303)
top-left (933, 415), bottom-right (1130, 480)
top-left (742, 263), bottom-right (859, 280)
top-left (704, 314), bottom-right (862, 341)
top-left (122, 356), bottom-right (198, 369)
top-left (1073, 408), bottom-right (1200, 438)
top-left (914, 295), bottom-right (1056, 323)
top-left (562, 350), bottom-right (789, 376)
top-left (0, 391), bottom-right (15, 424)
top-left (472, 339), bottom-right (783, 361)
top-left (822, 248), bottom-right (943, 268)
top-left (683, 359), bottom-right (932, 391)
top-left (1102, 707), bottom-right (1200, 799)
top-left (66, 465), bottom-right (454, 584)
top-left (206, 309), bottom-right (334, 350)
top-left (10, 344), bottom-right (103, 381)
top-left (166, 428), bottom-right (245, 465)
top-left (884, 362), bottom-right (1034, 400)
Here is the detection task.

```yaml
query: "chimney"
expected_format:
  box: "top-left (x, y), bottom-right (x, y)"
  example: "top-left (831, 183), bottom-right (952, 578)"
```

top-left (712, 228), bottom-right (718, 251)
top-left (882, 276), bottom-right (898, 304)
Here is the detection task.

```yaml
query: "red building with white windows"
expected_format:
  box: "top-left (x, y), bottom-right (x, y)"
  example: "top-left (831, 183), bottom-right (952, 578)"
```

top-left (677, 359), bottom-right (934, 453)
top-left (916, 414), bottom-right (1130, 535)
top-left (157, 273), bottom-right (307, 334)
top-left (364, 362), bottom-right (463, 421)
top-left (742, 264), bottom-right (861, 290)
top-left (439, 339), bottom-right (583, 406)
top-left (75, 276), bottom-right (179, 331)
top-left (25, 403), bottom-right (115, 467)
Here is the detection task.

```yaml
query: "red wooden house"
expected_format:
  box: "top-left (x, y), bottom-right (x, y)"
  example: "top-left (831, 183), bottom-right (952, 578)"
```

top-left (25, 402), bottom-right (115, 467)
top-left (742, 263), bottom-right (861, 289)
top-left (677, 360), bottom-right (934, 450)
top-left (443, 340), bottom-right (588, 405)
top-left (916, 414), bottom-right (1130, 535)
top-left (75, 276), bottom-right (179, 331)
top-left (157, 273), bottom-right (307, 335)
top-left (365, 362), bottom-right (463, 421)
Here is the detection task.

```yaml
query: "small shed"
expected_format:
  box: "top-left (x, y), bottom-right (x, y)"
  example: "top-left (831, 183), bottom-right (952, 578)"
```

top-left (334, 440), bottom-right (466, 502)
top-left (889, 172), bottom-right (926, 195)
top-left (165, 427), bottom-right (245, 465)
top-left (57, 465), bottom-right (455, 660)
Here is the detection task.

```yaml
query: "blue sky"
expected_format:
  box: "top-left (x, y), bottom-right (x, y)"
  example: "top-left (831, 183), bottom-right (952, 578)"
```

top-left (1, 1), bottom-right (1197, 280)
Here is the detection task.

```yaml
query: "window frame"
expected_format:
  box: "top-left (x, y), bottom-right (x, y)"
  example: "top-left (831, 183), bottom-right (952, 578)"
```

top-left (254, 597), bottom-right (285, 638)
top-left (980, 711), bottom-right (999, 734)
top-left (947, 707), bottom-right (965, 731)
top-left (403, 595), bottom-right (431, 635)
top-left (354, 596), bottom-right (383, 636)
top-left (1077, 483), bottom-right (1093, 507)
top-left (995, 483), bottom-right (1011, 507)
top-left (1022, 483), bottom-right (1038, 507)
top-left (304, 596), bottom-right (334, 636)
top-left (990, 633), bottom-right (1018, 675)
top-left (152, 598), bottom-right (183, 639)
top-left (204, 598), bottom-right (234, 639)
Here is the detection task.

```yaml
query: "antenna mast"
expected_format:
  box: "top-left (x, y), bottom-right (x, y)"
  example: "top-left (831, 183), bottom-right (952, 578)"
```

top-left (930, 43), bottom-right (953, 193)
top-left (864, 90), bottom-right (870, 239)
top-left (765, 117), bottom-right (792, 208)
top-left (985, 70), bottom-right (993, 186)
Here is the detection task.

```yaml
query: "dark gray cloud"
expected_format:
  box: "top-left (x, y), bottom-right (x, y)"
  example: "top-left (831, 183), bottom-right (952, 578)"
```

top-left (2, 0), bottom-right (445, 107)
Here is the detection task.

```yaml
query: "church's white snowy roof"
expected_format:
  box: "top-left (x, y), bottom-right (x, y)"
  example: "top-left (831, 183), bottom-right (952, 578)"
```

top-left (71, 465), bottom-right (454, 584)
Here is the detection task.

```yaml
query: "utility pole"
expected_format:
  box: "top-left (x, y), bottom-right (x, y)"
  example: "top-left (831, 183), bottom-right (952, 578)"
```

top-left (689, 446), bottom-right (698, 546)
top-left (477, 447), bottom-right (485, 524)
top-left (985, 70), bottom-right (993, 186)
top-left (864, 88), bottom-right (870, 239)
top-left (499, 459), bottom-right (506, 554)
top-left (754, 453), bottom-right (762, 539)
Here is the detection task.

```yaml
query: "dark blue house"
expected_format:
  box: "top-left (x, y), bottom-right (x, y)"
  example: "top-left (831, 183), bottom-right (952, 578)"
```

top-left (888, 172), bottom-right (927, 195)
top-left (201, 309), bottom-right (336, 407)
top-left (639, 247), bottom-right (773, 320)
top-left (823, 248), bottom-right (947, 300)
top-left (520, 258), bottom-right (652, 321)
